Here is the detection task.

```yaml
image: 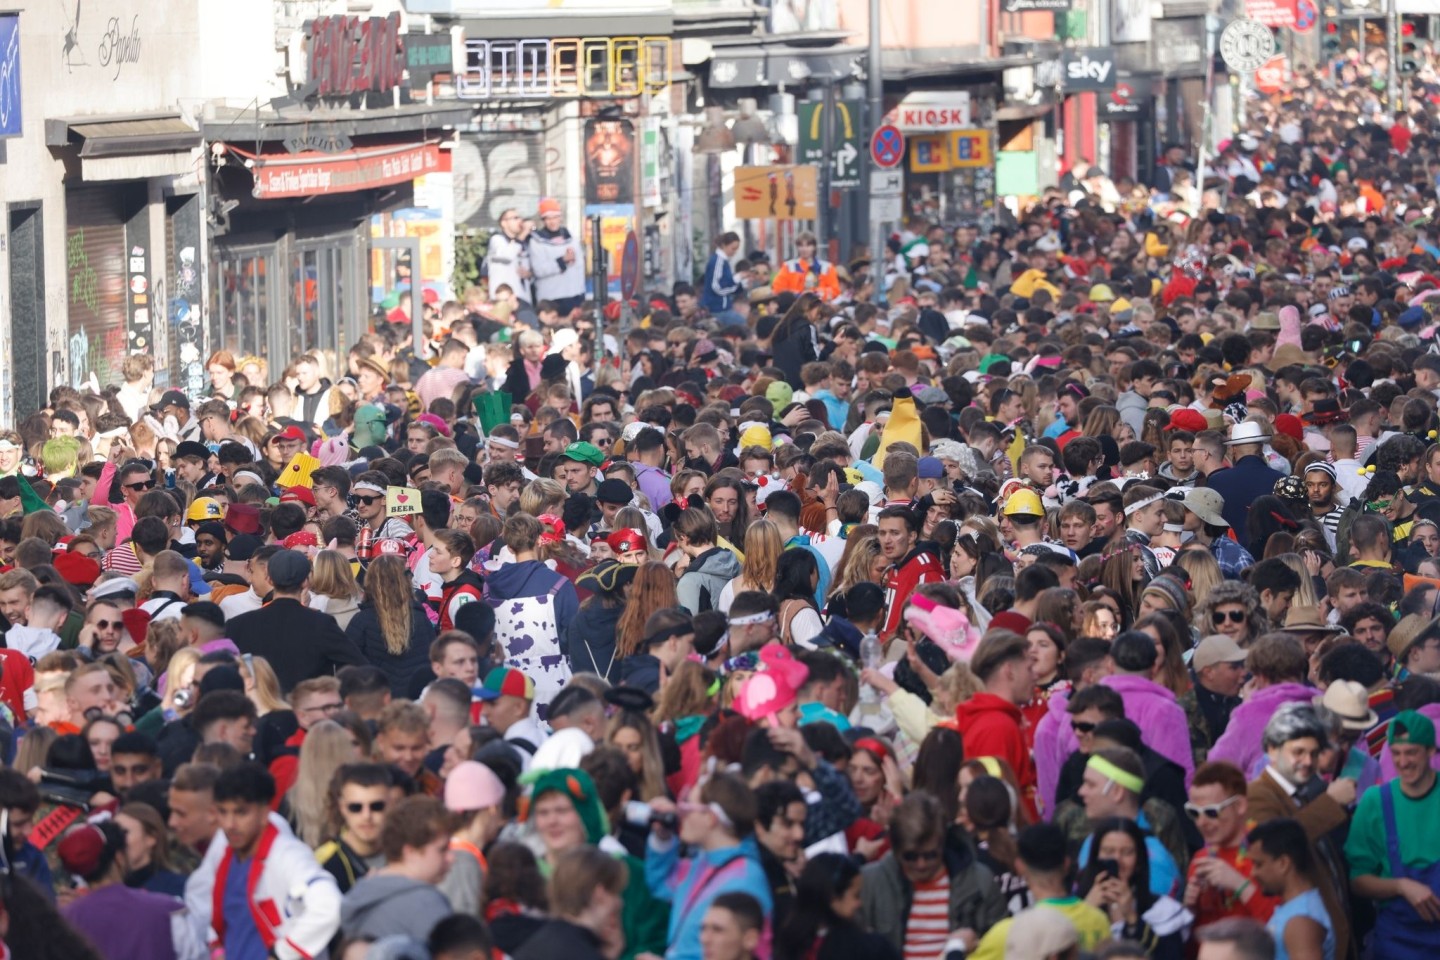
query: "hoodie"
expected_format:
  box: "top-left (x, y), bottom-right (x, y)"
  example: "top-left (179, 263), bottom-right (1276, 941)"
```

top-left (1101, 674), bottom-right (1196, 786)
top-left (1033, 687), bottom-right (1076, 821)
top-left (1207, 681), bottom-right (1317, 776)
top-left (954, 693), bottom-right (1036, 811)
top-left (646, 835), bottom-right (772, 960)
top-left (677, 547), bottom-right (742, 615)
top-left (341, 874), bottom-right (453, 944)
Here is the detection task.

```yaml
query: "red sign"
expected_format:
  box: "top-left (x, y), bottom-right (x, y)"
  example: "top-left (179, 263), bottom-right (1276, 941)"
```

top-left (871, 124), bottom-right (905, 169)
top-left (251, 142), bottom-right (442, 199)
top-left (895, 105), bottom-right (970, 130)
top-left (1244, 0), bottom-right (1296, 28)
top-left (1293, 0), bottom-right (1318, 32)
top-left (1254, 54), bottom-right (1290, 93)
top-left (308, 12), bottom-right (405, 98)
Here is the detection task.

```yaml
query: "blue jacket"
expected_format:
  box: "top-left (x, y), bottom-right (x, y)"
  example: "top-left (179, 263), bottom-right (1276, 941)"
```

top-left (785, 534), bottom-right (831, 608)
top-left (811, 389), bottom-right (850, 433)
top-left (646, 835), bottom-right (772, 960)
top-left (1205, 455), bottom-right (1286, 544)
top-left (700, 250), bottom-right (740, 314)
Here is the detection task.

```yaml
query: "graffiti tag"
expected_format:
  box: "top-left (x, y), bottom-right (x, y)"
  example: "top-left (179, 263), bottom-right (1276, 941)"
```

top-left (98, 15), bottom-right (140, 79)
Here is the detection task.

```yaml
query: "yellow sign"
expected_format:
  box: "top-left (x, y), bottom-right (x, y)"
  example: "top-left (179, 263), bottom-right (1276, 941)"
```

top-left (734, 165), bottom-right (818, 221)
top-left (909, 134), bottom-right (951, 172)
top-left (386, 486), bottom-right (422, 517)
top-left (950, 129), bottom-right (993, 168)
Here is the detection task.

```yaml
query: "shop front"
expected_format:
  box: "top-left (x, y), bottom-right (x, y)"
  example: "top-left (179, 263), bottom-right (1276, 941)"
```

top-left (888, 87), bottom-right (1003, 229)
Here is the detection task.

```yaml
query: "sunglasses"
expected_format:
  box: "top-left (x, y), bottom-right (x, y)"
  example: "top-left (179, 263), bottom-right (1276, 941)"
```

top-left (1071, 720), bottom-right (1098, 734)
top-left (125, 480), bottom-right (156, 492)
top-left (354, 495), bottom-right (382, 506)
top-left (900, 848), bottom-right (943, 863)
top-left (1184, 795), bottom-right (1242, 820)
top-left (91, 619), bottom-right (120, 631)
top-left (1212, 609), bottom-right (1247, 625)
top-left (345, 801), bottom-right (387, 814)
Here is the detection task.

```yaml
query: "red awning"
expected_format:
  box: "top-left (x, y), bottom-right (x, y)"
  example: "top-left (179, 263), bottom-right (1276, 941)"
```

top-left (247, 141), bottom-right (442, 199)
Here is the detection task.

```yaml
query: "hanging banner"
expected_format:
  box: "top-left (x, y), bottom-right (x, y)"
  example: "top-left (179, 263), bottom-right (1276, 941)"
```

top-left (250, 142), bottom-right (443, 199)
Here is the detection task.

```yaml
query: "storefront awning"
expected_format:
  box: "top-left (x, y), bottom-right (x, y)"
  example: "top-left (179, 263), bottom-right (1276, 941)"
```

top-left (233, 141), bottom-right (445, 200)
top-left (45, 113), bottom-right (201, 158)
top-left (203, 103), bottom-right (473, 146)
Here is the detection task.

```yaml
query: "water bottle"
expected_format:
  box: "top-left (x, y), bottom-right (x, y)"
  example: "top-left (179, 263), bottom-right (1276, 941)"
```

top-left (860, 630), bottom-right (882, 703)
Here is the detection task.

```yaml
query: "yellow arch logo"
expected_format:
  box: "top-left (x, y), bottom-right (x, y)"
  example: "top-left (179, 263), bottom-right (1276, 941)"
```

top-left (808, 101), bottom-right (855, 141)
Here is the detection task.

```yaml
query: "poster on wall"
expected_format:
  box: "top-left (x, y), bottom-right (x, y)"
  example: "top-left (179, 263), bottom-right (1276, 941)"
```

top-left (371, 208), bottom-right (451, 304)
top-left (583, 203), bottom-right (635, 297)
top-left (1111, 0), bottom-right (1152, 42)
top-left (584, 118), bottom-right (636, 206)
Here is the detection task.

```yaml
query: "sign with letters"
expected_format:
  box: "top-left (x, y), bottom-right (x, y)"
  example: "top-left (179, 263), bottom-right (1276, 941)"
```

top-left (0, 15), bottom-right (19, 139)
top-left (457, 36), bottom-right (671, 100)
top-left (798, 100), bottom-right (862, 188)
top-left (1062, 48), bottom-right (1116, 91)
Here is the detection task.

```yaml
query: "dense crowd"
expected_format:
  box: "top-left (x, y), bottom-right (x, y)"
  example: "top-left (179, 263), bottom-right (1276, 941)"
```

top-left (8, 50), bottom-right (1440, 960)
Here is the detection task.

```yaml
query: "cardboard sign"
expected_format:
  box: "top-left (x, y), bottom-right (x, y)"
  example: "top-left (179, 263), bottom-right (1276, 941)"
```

top-left (387, 486), bottom-right (422, 516)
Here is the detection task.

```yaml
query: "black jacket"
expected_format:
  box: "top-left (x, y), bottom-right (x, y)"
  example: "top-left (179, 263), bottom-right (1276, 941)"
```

top-left (502, 357), bottom-right (537, 402)
top-left (563, 600), bottom-right (623, 683)
top-left (514, 919), bottom-right (608, 960)
top-left (345, 598), bottom-right (437, 697)
top-left (227, 596), bottom-right (368, 692)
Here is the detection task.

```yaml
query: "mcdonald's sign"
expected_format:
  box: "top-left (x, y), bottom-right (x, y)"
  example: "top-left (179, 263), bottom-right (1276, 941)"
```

top-left (797, 99), bottom-right (862, 188)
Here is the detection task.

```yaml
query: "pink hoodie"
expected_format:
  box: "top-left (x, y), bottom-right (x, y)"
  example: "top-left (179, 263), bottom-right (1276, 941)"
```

top-left (1207, 681), bottom-right (1316, 775)
top-left (1034, 688), bottom-right (1076, 820)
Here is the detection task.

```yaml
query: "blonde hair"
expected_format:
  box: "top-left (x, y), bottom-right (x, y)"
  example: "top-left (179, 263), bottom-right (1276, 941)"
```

top-left (736, 519), bottom-right (783, 594)
top-left (519, 479), bottom-right (566, 518)
top-left (1275, 553), bottom-right (1320, 608)
top-left (309, 550), bottom-right (361, 602)
top-left (161, 647), bottom-right (202, 709)
top-left (364, 556), bottom-right (416, 657)
top-left (145, 620), bottom-right (188, 680)
top-left (241, 655), bottom-right (289, 715)
top-left (654, 661), bottom-right (715, 725)
top-left (290, 720), bottom-right (356, 847)
top-left (828, 527), bottom-right (881, 600)
top-left (606, 711), bottom-right (667, 802)
top-left (1174, 549), bottom-right (1223, 606)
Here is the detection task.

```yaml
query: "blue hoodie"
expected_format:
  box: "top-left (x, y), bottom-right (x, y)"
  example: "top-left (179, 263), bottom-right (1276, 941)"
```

top-left (484, 560), bottom-right (579, 633)
top-left (646, 835), bottom-right (772, 960)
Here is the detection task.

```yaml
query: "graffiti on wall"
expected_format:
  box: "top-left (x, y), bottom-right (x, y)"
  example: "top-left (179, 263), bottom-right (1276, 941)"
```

top-left (452, 136), bottom-right (543, 229)
top-left (171, 245), bottom-right (205, 399)
top-left (67, 231), bottom-right (98, 313)
top-left (98, 15), bottom-right (140, 79)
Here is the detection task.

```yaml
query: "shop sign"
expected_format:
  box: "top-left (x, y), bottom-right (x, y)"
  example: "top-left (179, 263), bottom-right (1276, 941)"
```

top-left (406, 34), bottom-right (455, 80)
top-left (307, 13), bottom-right (406, 98)
top-left (798, 100), bottom-right (862, 188)
top-left (0, 14), bottom-right (20, 139)
top-left (1062, 48), bottom-right (1116, 91)
top-left (1100, 77), bottom-right (1153, 118)
top-left (251, 142), bottom-right (442, 199)
top-left (456, 36), bottom-right (670, 100)
top-left (910, 134), bottom-right (950, 172)
top-left (950, 129), bottom-right (992, 168)
top-left (1254, 54), bottom-right (1289, 93)
top-left (1151, 19), bottom-right (1205, 73)
top-left (1243, 0), bottom-right (1296, 27)
top-left (892, 93), bottom-right (972, 131)
top-left (735, 165), bottom-right (818, 220)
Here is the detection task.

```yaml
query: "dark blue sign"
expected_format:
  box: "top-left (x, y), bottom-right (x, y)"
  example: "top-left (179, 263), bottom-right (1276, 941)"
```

top-left (0, 14), bottom-right (19, 139)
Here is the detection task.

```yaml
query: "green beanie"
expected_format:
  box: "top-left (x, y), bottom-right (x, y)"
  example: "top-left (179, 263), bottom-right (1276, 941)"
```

top-left (527, 768), bottom-right (609, 845)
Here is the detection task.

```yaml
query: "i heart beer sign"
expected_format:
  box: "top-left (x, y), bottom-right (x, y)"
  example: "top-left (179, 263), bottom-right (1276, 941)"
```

top-left (386, 486), bottom-right (422, 517)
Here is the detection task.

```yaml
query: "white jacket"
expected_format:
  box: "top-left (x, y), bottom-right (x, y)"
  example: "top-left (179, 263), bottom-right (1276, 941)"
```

top-left (486, 232), bottom-right (532, 303)
top-left (203, 814), bottom-right (342, 960)
top-left (528, 228), bottom-right (586, 303)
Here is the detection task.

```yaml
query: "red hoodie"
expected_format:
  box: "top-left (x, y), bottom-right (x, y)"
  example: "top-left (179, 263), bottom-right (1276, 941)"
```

top-left (954, 692), bottom-right (1038, 820)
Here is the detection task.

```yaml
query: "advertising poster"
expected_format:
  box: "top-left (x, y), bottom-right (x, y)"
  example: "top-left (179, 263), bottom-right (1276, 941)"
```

top-left (584, 118), bottom-right (636, 205)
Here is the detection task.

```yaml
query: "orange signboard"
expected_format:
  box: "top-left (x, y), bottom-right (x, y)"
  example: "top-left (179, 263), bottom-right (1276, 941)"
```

top-left (734, 165), bottom-right (818, 220)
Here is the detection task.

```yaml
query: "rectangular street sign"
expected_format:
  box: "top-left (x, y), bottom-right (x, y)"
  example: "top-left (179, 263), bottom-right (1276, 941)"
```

top-left (798, 99), bottom-right (863, 188)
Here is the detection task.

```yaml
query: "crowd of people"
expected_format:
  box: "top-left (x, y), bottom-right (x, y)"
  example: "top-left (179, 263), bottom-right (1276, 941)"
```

top-left (5, 49), bottom-right (1440, 960)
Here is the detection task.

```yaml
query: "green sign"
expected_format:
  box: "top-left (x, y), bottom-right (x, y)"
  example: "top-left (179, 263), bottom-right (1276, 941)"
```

top-left (798, 100), bottom-right (862, 189)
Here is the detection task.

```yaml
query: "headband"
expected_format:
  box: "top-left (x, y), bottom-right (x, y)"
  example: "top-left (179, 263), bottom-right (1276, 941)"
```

top-left (853, 737), bottom-right (889, 762)
top-left (1162, 522), bottom-right (1184, 533)
top-left (488, 436), bottom-right (519, 449)
top-left (233, 470), bottom-right (264, 488)
top-left (1087, 755), bottom-right (1144, 794)
top-left (0, 440), bottom-right (18, 451)
top-left (97, 426), bottom-right (129, 440)
top-left (352, 481), bottom-right (386, 495)
top-left (644, 621), bottom-right (693, 648)
top-left (1123, 491), bottom-right (1165, 516)
top-left (728, 611), bottom-right (774, 627)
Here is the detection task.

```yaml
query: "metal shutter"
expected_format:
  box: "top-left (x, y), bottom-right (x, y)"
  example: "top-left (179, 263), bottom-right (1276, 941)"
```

top-left (64, 184), bottom-right (144, 390)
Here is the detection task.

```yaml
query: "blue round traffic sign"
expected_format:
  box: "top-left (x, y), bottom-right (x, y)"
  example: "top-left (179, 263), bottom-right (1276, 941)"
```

top-left (871, 124), bottom-right (905, 169)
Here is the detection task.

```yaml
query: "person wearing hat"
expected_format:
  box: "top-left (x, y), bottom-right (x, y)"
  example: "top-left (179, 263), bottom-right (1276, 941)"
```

top-left (438, 760), bottom-right (508, 915)
top-left (1183, 636), bottom-right (1248, 756)
top-left (1391, 616), bottom-right (1440, 681)
top-left (1208, 421), bottom-right (1286, 543)
top-left (174, 439), bottom-right (216, 489)
top-left (354, 355), bottom-right (391, 404)
top-left (227, 549), bottom-right (368, 692)
top-left (1180, 487), bottom-right (1256, 580)
top-left (1302, 462), bottom-right (1345, 551)
top-left (559, 441), bottom-right (604, 502)
top-left (59, 819), bottom-right (200, 960)
top-left (563, 559), bottom-right (639, 683)
top-left (153, 388), bottom-right (202, 444)
top-left (1003, 488), bottom-right (1047, 550)
top-left (528, 198), bottom-right (585, 314)
top-left (1347, 708), bottom-right (1440, 956)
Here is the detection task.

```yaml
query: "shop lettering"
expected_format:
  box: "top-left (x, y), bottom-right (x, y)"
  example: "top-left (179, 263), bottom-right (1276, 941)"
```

top-left (308, 13), bottom-right (405, 97)
top-left (897, 107), bottom-right (968, 129)
top-left (98, 15), bottom-right (141, 80)
top-left (1066, 55), bottom-right (1113, 84)
top-left (457, 36), bottom-right (670, 100)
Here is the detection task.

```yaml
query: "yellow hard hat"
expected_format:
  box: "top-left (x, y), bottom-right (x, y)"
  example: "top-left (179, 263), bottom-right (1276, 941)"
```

top-left (186, 496), bottom-right (225, 523)
top-left (1003, 488), bottom-right (1045, 517)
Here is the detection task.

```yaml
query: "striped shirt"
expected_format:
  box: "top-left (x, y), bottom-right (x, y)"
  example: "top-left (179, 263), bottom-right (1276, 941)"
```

top-left (903, 871), bottom-right (951, 960)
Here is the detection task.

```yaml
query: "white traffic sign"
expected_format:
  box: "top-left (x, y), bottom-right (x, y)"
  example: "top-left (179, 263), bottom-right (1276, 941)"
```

top-left (870, 195), bottom-right (903, 222)
top-left (1219, 19), bottom-right (1276, 74)
top-left (871, 170), bottom-right (903, 195)
top-left (835, 141), bottom-right (860, 185)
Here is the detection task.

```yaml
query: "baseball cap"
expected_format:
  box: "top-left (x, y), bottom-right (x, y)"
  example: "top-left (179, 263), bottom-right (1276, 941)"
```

top-left (1390, 709), bottom-right (1437, 748)
top-left (444, 760), bottom-right (507, 812)
top-left (276, 425), bottom-right (306, 443)
top-left (596, 478), bottom-right (633, 505)
top-left (266, 549), bottom-right (312, 589)
top-left (155, 390), bottom-right (190, 411)
top-left (1192, 634), bottom-right (1247, 671)
top-left (561, 442), bottom-right (605, 467)
top-left (917, 457), bottom-right (945, 480)
top-left (474, 667), bottom-right (535, 702)
top-left (278, 486), bottom-right (316, 507)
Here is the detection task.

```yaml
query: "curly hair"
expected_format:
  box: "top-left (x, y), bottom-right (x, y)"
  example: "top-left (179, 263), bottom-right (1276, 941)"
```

top-left (1192, 580), bottom-right (1268, 646)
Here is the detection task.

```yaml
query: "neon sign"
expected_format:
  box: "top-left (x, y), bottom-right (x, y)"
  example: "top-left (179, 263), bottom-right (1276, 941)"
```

top-left (456, 36), bottom-right (670, 99)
